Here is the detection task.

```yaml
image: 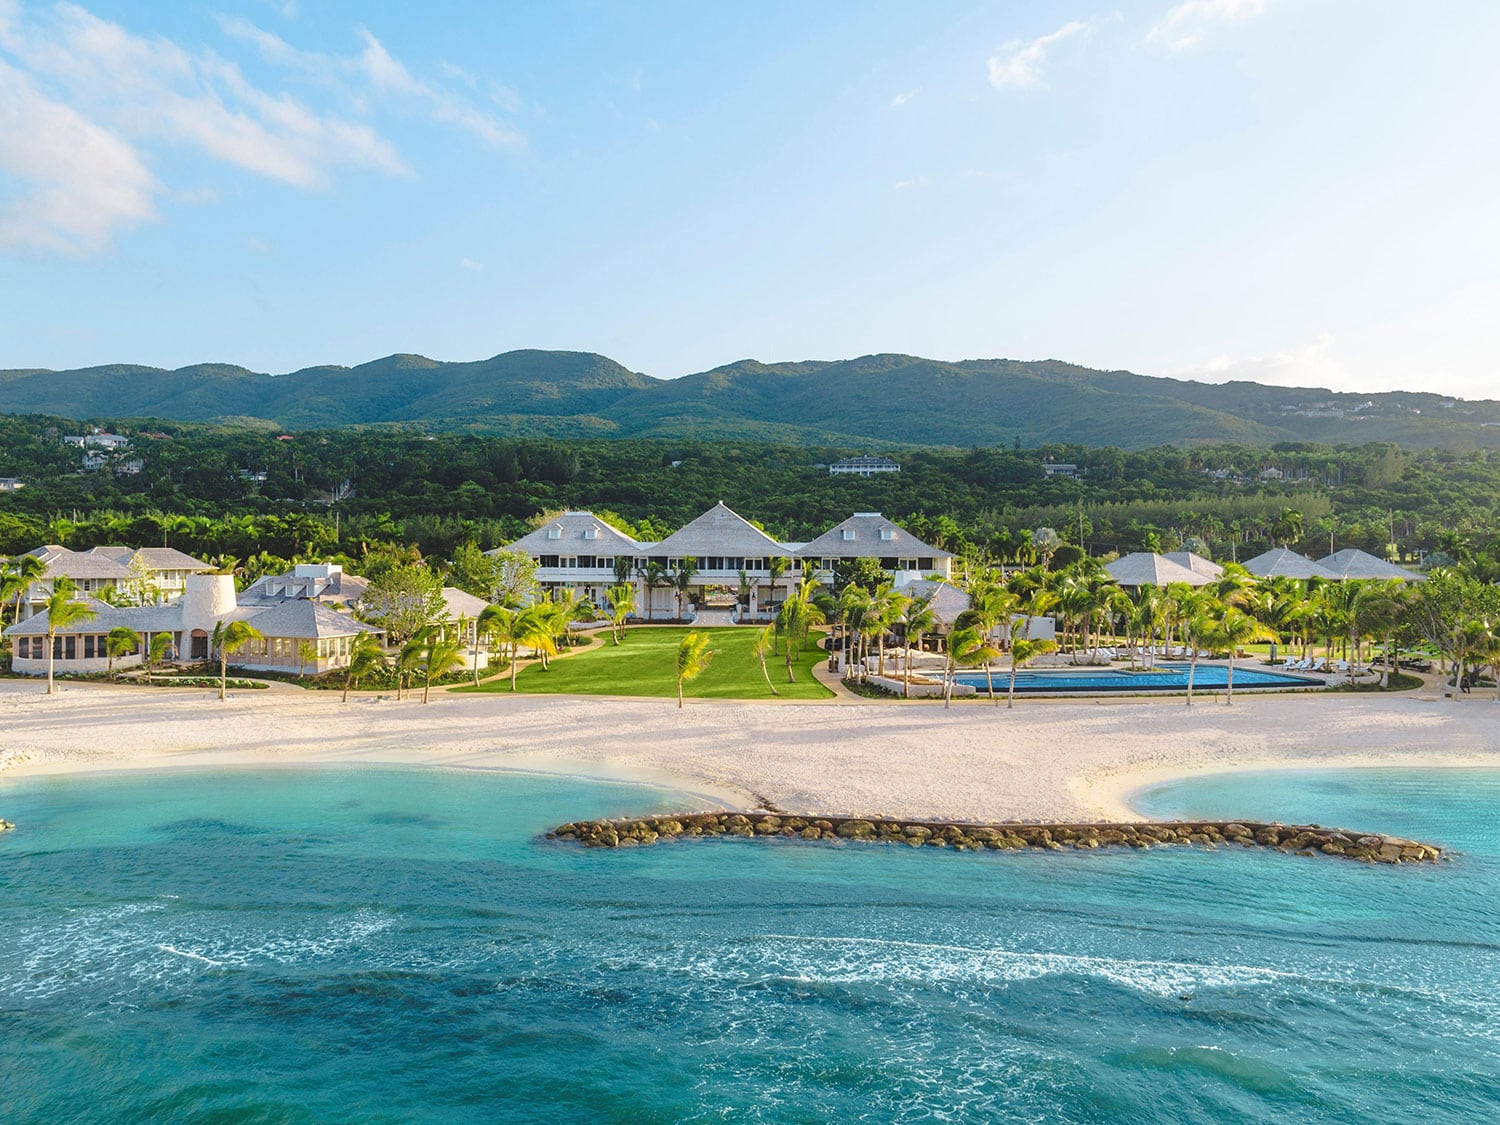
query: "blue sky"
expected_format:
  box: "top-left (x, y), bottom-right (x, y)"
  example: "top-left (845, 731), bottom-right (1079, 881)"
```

top-left (2, 0), bottom-right (1497, 398)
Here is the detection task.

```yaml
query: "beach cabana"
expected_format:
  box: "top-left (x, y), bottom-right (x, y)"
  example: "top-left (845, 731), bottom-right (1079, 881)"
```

top-left (1317, 548), bottom-right (1425, 582)
top-left (1240, 548), bottom-right (1336, 580)
top-left (1104, 552), bottom-right (1212, 588)
top-left (1162, 551), bottom-right (1223, 580)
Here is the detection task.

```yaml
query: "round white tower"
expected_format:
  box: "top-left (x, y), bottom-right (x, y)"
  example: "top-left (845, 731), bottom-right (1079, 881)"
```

top-left (180, 573), bottom-right (237, 637)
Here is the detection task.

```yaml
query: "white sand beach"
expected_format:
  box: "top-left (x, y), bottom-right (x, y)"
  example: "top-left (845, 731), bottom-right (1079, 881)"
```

top-left (2, 679), bottom-right (1496, 820)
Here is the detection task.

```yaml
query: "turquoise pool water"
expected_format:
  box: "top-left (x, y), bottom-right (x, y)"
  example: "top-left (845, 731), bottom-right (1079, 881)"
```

top-left (2, 765), bottom-right (1495, 1122)
top-left (954, 662), bottom-right (1321, 691)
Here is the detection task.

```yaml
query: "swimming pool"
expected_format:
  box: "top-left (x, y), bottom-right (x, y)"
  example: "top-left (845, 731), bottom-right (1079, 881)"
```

top-left (952, 662), bottom-right (1323, 693)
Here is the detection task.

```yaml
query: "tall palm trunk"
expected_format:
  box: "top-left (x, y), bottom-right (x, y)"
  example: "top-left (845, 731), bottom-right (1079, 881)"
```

top-left (1186, 652), bottom-right (1199, 706)
top-left (1225, 653), bottom-right (1236, 704)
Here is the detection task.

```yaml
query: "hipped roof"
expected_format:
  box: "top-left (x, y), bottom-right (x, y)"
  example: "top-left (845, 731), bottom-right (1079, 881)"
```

top-left (1104, 552), bottom-right (1213, 587)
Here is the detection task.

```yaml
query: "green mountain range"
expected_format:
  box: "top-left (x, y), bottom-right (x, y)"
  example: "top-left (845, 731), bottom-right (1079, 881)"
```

top-left (2, 350), bottom-right (1495, 449)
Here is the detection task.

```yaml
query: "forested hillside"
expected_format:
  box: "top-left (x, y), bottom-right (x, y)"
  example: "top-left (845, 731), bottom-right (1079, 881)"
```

top-left (3, 350), bottom-right (1497, 450)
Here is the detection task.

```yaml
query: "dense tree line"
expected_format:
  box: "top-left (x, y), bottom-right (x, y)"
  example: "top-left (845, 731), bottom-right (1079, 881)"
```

top-left (3, 414), bottom-right (1500, 570)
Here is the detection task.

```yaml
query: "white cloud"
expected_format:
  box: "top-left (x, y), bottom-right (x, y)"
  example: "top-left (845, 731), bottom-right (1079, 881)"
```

top-left (459, 257), bottom-right (483, 272)
top-left (0, 59), bottom-right (156, 254)
top-left (987, 20), bottom-right (1092, 90)
top-left (221, 16), bottom-right (524, 148)
top-left (1148, 0), bottom-right (1266, 52)
top-left (890, 87), bottom-right (920, 107)
top-left (0, 3), bottom-right (525, 256)
top-left (893, 176), bottom-right (930, 191)
top-left (1169, 334), bottom-right (1354, 390)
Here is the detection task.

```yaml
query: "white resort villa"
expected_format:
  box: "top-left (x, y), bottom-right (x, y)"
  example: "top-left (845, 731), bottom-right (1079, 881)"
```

top-left (11, 545), bottom-right (215, 618)
top-left (495, 502), bottom-right (953, 618)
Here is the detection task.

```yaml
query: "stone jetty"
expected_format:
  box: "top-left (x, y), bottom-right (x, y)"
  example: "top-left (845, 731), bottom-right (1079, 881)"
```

top-left (547, 813), bottom-right (1444, 864)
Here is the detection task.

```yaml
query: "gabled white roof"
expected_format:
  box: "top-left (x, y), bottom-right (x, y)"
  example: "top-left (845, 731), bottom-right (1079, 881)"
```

top-left (1240, 548), bottom-right (1336, 580)
top-left (1317, 548), bottom-right (1424, 582)
top-left (795, 512), bottom-right (952, 560)
top-left (1105, 552), bottom-right (1213, 587)
top-left (652, 501), bottom-right (785, 558)
top-left (501, 512), bottom-right (641, 556)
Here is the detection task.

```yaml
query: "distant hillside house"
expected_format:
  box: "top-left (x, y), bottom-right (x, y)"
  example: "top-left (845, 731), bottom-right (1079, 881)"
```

top-left (62, 432), bottom-right (130, 450)
top-left (500, 502), bottom-right (952, 620)
top-left (0, 477), bottom-right (24, 492)
top-left (829, 456), bottom-right (900, 477)
top-left (1042, 463), bottom-right (1083, 479)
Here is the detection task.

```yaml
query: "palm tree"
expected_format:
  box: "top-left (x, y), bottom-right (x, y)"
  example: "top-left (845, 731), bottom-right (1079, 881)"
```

top-left (6, 553), bottom-right (47, 623)
top-left (606, 583), bottom-right (634, 644)
top-left (945, 626), bottom-right (1000, 709)
top-left (105, 626), bottom-right (138, 678)
top-left (751, 624), bottom-right (780, 697)
top-left (641, 560), bottom-right (669, 623)
top-left (672, 557), bottom-right (698, 621)
top-left (1176, 593), bottom-right (1217, 706)
top-left (421, 636), bottom-right (466, 703)
top-left (967, 580), bottom-right (1018, 702)
top-left (1270, 507), bottom-right (1304, 548)
top-left (210, 619), bottom-right (262, 701)
top-left (868, 586), bottom-right (908, 679)
top-left (41, 578), bottom-right (97, 694)
top-left (1006, 637), bottom-right (1059, 709)
top-left (296, 640), bottom-right (318, 678)
top-left (898, 593), bottom-right (937, 699)
top-left (397, 629), bottom-right (428, 701)
top-left (1212, 608), bottom-right (1275, 703)
top-left (142, 631), bottom-right (172, 684)
top-left (765, 556), bottom-right (789, 625)
top-left (836, 585), bottom-right (872, 680)
top-left (675, 630), bottom-right (713, 708)
top-left (342, 632), bottom-right (386, 702)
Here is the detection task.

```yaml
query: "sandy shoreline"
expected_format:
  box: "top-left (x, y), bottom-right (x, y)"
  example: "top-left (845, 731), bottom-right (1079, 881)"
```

top-left (2, 679), bottom-right (1496, 820)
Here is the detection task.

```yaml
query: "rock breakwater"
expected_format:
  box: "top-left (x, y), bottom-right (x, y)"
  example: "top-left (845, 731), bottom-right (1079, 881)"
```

top-left (547, 813), bottom-right (1444, 864)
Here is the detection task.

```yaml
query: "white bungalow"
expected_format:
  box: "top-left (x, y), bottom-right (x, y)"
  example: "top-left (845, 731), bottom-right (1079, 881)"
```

top-left (4, 573), bottom-right (378, 677)
top-left (10, 544), bottom-right (212, 619)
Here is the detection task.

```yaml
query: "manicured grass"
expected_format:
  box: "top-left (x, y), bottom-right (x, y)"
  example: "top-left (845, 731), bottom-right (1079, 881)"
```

top-left (456, 626), bottom-right (833, 700)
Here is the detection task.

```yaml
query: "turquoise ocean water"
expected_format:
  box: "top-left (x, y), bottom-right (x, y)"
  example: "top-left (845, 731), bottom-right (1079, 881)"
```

top-left (2, 765), bottom-right (1497, 1122)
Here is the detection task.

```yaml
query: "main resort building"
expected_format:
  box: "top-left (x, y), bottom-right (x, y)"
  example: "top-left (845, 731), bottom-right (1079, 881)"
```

top-left (497, 502), bottom-right (953, 617)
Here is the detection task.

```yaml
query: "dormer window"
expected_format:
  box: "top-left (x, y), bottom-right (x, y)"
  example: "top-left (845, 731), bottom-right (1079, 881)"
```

top-left (546, 525), bottom-right (562, 540)
top-left (584, 527), bottom-right (599, 540)
top-left (879, 527), bottom-right (895, 541)
top-left (841, 529), bottom-right (856, 541)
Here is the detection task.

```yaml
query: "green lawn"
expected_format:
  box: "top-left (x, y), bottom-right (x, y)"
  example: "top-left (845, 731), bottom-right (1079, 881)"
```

top-left (457, 626), bottom-right (833, 700)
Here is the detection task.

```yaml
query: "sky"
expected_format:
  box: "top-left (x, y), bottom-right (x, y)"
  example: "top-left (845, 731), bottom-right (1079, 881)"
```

top-left (2, 0), bottom-right (1497, 398)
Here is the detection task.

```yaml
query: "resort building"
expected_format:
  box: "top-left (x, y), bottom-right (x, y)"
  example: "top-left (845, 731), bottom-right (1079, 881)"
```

top-left (498, 502), bottom-right (953, 619)
top-left (828, 456), bottom-right (900, 477)
top-left (9, 545), bottom-right (213, 619)
top-left (3, 572), bottom-right (378, 677)
top-left (0, 477), bottom-right (24, 492)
